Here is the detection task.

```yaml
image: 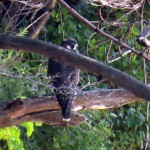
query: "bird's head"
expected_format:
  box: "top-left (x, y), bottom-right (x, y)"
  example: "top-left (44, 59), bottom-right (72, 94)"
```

top-left (61, 38), bottom-right (78, 53)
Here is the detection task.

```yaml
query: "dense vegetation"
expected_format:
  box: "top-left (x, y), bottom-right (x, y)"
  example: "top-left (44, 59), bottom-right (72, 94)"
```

top-left (0, 0), bottom-right (150, 149)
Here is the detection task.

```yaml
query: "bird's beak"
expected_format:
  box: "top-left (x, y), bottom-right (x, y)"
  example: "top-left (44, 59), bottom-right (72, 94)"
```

top-left (73, 44), bottom-right (78, 50)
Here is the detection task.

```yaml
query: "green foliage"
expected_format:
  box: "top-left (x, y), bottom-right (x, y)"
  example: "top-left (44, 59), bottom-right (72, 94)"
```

top-left (18, 29), bottom-right (28, 37)
top-left (0, 127), bottom-right (24, 150)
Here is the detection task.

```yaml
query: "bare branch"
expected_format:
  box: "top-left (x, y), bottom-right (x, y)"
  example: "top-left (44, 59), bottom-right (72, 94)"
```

top-left (0, 33), bottom-right (150, 101)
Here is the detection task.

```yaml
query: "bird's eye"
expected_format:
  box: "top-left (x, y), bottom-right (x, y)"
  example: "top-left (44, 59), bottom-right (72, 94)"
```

top-left (71, 42), bottom-right (75, 46)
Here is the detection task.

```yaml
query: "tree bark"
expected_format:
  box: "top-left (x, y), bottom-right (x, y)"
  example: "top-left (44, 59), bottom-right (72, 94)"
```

top-left (0, 89), bottom-right (143, 127)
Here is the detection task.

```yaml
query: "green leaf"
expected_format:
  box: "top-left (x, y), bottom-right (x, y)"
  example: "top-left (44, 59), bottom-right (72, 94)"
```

top-left (132, 68), bottom-right (138, 75)
top-left (34, 122), bottom-right (42, 126)
top-left (131, 26), bottom-right (139, 36)
top-left (58, 24), bottom-right (62, 34)
top-left (21, 122), bottom-right (34, 137)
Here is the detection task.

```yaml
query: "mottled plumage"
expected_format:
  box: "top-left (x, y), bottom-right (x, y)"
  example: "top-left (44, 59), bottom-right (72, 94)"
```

top-left (47, 38), bottom-right (80, 121)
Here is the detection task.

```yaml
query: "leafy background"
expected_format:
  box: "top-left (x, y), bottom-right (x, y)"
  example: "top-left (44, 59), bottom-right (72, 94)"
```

top-left (0, 0), bottom-right (150, 149)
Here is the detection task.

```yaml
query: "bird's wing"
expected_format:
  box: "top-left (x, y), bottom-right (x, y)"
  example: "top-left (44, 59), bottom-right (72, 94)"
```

top-left (47, 59), bottom-right (62, 77)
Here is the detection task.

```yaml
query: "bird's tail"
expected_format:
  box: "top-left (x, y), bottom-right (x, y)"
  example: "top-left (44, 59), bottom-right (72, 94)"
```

top-left (60, 98), bottom-right (72, 122)
top-left (56, 91), bottom-right (72, 122)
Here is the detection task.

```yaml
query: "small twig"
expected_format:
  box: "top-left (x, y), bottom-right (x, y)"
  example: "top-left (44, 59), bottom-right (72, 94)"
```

top-left (82, 40), bottom-right (109, 55)
top-left (59, 3), bottom-right (65, 39)
top-left (80, 79), bottom-right (107, 90)
top-left (0, 72), bottom-right (54, 89)
top-left (108, 50), bottom-right (131, 63)
top-left (12, 0), bottom-right (45, 8)
top-left (22, 11), bottom-right (48, 32)
top-left (106, 40), bottom-right (113, 62)
top-left (99, 7), bottom-right (104, 22)
top-left (89, 0), bottom-right (143, 10)
top-left (86, 32), bottom-right (96, 56)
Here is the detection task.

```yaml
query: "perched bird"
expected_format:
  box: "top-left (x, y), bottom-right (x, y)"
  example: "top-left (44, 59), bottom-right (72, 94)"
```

top-left (47, 38), bottom-right (80, 122)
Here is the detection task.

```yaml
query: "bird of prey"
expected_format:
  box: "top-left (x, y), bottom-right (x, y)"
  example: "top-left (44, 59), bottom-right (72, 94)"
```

top-left (47, 38), bottom-right (80, 122)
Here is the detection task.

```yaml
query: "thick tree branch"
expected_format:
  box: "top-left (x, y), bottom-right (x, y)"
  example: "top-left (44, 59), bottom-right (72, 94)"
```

top-left (0, 33), bottom-right (150, 101)
top-left (0, 89), bottom-right (143, 127)
top-left (58, 0), bottom-right (150, 61)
